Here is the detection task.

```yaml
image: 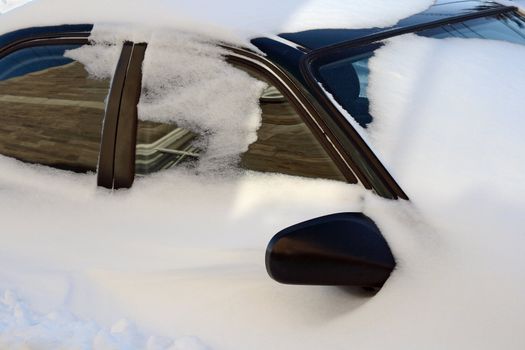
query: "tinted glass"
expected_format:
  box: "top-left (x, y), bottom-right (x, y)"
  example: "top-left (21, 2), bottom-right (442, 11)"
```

top-left (239, 84), bottom-right (346, 181)
top-left (0, 44), bottom-right (110, 172)
top-left (134, 73), bottom-right (346, 181)
top-left (317, 12), bottom-right (525, 128)
top-left (135, 120), bottom-right (199, 175)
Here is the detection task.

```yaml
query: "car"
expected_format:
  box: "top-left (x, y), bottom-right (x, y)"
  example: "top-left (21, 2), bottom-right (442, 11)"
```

top-left (0, 0), bottom-right (523, 348)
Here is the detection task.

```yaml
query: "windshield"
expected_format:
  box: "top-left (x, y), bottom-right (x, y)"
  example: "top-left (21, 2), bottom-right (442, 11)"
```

top-left (315, 10), bottom-right (525, 128)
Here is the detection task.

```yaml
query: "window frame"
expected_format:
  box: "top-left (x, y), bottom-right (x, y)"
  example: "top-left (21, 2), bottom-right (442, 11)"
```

top-left (299, 6), bottom-right (518, 200)
top-left (111, 42), bottom-right (147, 189)
top-left (225, 46), bottom-right (408, 199)
top-left (95, 41), bottom-right (133, 188)
top-left (224, 46), bottom-right (359, 184)
top-left (0, 29), bottom-right (91, 59)
top-left (0, 26), bottom-right (409, 196)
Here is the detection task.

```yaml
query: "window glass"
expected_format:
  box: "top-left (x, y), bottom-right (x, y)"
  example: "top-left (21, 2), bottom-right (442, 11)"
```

top-left (134, 68), bottom-right (346, 182)
top-left (135, 120), bottom-right (199, 175)
top-left (318, 52), bottom-right (374, 128)
top-left (239, 83), bottom-right (346, 181)
top-left (317, 11), bottom-right (525, 128)
top-left (0, 44), bottom-right (110, 172)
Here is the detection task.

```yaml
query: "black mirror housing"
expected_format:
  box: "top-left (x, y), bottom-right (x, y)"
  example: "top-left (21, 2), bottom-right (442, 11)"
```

top-left (265, 213), bottom-right (395, 288)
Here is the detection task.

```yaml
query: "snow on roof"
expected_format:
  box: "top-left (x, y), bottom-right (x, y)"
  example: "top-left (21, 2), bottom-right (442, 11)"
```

top-left (0, 0), bottom-right (435, 43)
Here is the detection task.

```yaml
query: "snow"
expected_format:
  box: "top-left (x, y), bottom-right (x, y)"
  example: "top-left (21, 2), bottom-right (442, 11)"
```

top-left (0, 289), bottom-right (208, 349)
top-left (136, 30), bottom-right (266, 171)
top-left (0, 156), bottom-right (365, 349)
top-left (0, 0), bottom-right (31, 13)
top-left (363, 34), bottom-right (525, 348)
top-left (367, 34), bottom-right (525, 202)
top-left (65, 40), bottom-right (122, 81)
top-left (0, 0), bottom-right (434, 43)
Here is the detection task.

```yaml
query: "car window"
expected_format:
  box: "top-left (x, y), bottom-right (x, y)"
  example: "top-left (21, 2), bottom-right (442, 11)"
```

top-left (0, 44), bottom-right (110, 173)
top-left (135, 120), bottom-right (199, 175)
top-left (239, 82), bottom-right (346, 181)
top-left (134, 65), bottom-right (346, 182)
top-left (316, 11), bottom-right (525, 129)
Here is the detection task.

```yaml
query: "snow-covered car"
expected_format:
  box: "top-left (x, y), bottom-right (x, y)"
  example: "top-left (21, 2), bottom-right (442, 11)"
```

top-left (0, 0), bottom-right (524, 349)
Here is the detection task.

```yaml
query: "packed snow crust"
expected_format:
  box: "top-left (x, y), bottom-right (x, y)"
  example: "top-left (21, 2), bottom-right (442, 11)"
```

top-left (363, 34), bottom-right (525, 348)
top-left (0, 0), bottom-right (434, 43)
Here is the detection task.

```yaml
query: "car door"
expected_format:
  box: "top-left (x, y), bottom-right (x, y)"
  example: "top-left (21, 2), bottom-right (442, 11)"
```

top-left (107, 33), bottom-right (396, 288)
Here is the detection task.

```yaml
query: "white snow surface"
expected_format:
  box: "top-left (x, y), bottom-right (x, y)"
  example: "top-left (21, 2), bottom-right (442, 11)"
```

top-left (0, 0), bottom-right (434, 43)
top-left (0, 158), bottom-right (368, 349)
top-left (0, 289), bottom-right (208, 350)
top-left (368, 34), bottom-right (525, 204)
top-left (364, 34), bottom-right (525, 347)
top-left (0, 0), bottom-right (31, 13)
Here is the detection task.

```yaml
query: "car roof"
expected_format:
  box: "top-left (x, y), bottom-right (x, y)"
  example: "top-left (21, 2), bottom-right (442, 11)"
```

top-left (250, 0), bottom-right (516, 81)
top-left (274, 0), bottom-right (512, 51)
top-left (0, 1), bottom-right (516, 84)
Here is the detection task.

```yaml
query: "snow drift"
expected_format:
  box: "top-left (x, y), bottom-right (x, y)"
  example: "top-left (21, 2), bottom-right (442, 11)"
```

top-left (362, 34), bottom-right (525, 348)
top-left (368, 34), bottom-right (525, 205)
top-left (0, 157), bottom-right (366, 349)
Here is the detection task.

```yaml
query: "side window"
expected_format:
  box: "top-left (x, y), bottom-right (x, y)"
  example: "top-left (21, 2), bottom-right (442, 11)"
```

top-left (318, 52), bottom-right (374, 128)
top-left (133, 62), bottom-right (346, 182)
top-left (239, 82), bottom-right (346, 182)
top-left (0, 44), bottom-right (110, 172)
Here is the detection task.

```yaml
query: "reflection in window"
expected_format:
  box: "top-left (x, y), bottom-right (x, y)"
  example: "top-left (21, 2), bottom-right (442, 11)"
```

top-left (318, 54), bottom-right (374, 128)
top-left (317, 11), bottom-right (525, 129)
top-left (240, 84), bottom-right (346, 182)
top-left (135, 121), bottom-right (199, 175)
top-left (134, 82), bottom-right (346, 182)
top-left (0, 45), bottom-right (110, 172)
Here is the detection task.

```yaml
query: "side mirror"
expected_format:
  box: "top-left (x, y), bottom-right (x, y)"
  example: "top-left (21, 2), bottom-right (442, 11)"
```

top-left (265, 213), bottom-right (395, 288)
